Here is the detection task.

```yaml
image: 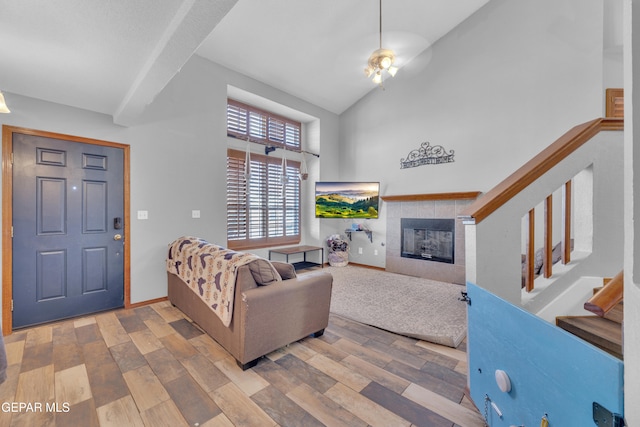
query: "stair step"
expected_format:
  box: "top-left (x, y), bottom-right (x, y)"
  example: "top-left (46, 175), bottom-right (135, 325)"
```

top-left (587, 281), bottom-right (623, 323)
top-left (604, 301), bottom-right (623, 324)
top-left (556, 315), bottom-right (622, 359)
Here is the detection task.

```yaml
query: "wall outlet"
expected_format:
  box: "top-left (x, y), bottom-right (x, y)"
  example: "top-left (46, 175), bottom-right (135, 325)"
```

top-left (137, 210), bottom-right (148, 220)
top-left (192, 210), bottom-right (201, 218)
top-left (374, 249), bottom-right (378, 255)
top-left (358, 247), bottom-right (363, 254)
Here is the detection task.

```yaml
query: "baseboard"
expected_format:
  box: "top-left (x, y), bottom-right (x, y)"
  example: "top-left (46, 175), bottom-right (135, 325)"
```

top-left (126, 296), bottom-right (168, 309)
top-left (339, 262), bottom-right (385, 271)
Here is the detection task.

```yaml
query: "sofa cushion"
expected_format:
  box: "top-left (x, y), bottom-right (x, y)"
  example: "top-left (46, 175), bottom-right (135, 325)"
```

top-left (271, 261), bottom-right (297, 280)
top-left (248, 259), bottom-right (282, 285)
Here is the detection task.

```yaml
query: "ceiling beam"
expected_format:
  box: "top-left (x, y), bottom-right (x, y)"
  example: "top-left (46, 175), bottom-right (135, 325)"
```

top-left (113, 0), bottom-right (237, 126)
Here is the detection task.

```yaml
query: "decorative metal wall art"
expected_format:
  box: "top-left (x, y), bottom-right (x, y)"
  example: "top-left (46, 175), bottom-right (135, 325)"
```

top-left (400, 141), bottom-right (455, 169)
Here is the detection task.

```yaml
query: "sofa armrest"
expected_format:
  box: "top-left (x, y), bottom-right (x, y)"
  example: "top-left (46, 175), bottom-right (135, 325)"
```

top-left (236, 271), bottom-right (332, 362)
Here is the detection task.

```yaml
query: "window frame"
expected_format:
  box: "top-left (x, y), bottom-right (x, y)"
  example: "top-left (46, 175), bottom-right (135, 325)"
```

top-left (226, 148), bottom-right (301, 250)
top-left (227, 98), bottom-right (302, 152)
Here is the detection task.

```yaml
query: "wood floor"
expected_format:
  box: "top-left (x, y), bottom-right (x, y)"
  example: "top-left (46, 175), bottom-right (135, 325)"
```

top-left (0, 301), bottom-right (484, 427)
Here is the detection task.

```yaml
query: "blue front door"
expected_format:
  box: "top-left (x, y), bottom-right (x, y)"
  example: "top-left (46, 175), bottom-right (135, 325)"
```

top-left (12, 131), bottom-right (125, 328)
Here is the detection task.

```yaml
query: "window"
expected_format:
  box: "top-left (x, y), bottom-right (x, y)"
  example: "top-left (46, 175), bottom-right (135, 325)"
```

top-left (227, 99), bottom-right (301, 152)
top-left (605, 88), bottom-right (623, 118)
top-left (227, 148), bottom-right (301, 249)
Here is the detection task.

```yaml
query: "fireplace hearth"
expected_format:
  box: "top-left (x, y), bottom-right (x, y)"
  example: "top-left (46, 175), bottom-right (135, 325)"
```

top-left (401, 218), bottom-right (455, 264)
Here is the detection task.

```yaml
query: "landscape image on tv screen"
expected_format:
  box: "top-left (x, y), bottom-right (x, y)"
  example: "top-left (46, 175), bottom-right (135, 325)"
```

top-left (315, 182), bottom-right (380, 218)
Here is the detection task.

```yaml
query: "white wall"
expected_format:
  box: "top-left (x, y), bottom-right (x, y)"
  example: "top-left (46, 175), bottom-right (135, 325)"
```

top-left (605, 0), bottom-right (624, 91)
top-left (338, 0), bottom-right (605, 268)
top-left (624, 0), bottom-right (640, 422)
top-left (0, 56), bottom-right (340, 316)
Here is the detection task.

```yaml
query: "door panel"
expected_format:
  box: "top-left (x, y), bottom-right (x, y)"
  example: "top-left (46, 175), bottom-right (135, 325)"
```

top-left (37, 177), bottom-right (66, 234)
top-left (83, 247), bottom-right (107, 293)
top-left (37, 250), bottom-right (66, 300)
top-left (12, 133), bottom-right (125, 328)
top-left (83, 180), bottom-right (107, 232)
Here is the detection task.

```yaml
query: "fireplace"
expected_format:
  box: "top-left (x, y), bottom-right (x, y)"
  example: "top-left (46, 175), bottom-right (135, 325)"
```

top-left (384, 193), bottom-right (477, 284)
top-left (401, 218), bottom-right (455, 264)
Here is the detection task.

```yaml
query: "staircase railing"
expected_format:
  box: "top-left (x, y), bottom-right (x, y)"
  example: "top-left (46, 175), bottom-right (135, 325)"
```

top-left (460, 118), bottom-right (622, 224)
top-left (584, 270), bottom-right (624, 317)
top-left (522, 180), bottom-right (573, 292)
top-left (459, 117), bottom-right (624, 307)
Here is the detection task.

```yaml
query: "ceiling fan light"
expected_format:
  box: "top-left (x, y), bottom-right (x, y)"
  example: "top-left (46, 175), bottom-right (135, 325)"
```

top-left (0, 91), bottom-right (10, 114)
top-left (364, 1), bottom-right (398, 86)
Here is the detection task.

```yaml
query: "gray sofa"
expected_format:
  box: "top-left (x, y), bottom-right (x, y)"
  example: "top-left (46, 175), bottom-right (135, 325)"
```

top-left (168, 258), bottom-right (333, 370)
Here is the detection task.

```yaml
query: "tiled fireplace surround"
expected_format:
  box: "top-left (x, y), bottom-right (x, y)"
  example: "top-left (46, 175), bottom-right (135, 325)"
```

top-left (383, 192), bottom-right (480, 285)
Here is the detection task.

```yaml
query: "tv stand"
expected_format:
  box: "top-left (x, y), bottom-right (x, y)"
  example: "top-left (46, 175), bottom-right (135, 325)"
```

top-left (344, 229), bottom-right (373, 243)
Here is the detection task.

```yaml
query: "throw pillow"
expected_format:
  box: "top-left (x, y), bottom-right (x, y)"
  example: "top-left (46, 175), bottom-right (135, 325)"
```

top-left (271, 261), bottom-right (297, 280)
top-left (248, 259), bottom-right (282, 285)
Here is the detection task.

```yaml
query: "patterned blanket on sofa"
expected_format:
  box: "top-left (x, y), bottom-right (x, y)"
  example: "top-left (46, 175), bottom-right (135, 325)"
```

top-left (167, 236), bottom-right (269, 327)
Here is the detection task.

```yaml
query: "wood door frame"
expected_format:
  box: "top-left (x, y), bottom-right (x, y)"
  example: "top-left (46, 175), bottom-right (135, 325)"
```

top-left (2, 125), bottom-right (131, 335)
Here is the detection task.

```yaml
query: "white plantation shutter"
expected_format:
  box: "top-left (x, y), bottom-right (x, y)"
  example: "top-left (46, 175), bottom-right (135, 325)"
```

top-left (226, 155), bottom-right (247, 240)
top-left (227, 149), bottom-right (301, 249)
top-left (267, 162), bottom-right (284, 237)
top-left (284, 162), bottom-right (300, 236)
top-left (249, 111), bottom-right (267, 140)
top-left (268, 117), bottom-right (285, 144)
top-left (227, 99), bottom-right (301, 151)
top-left (605, 88), bottom-right (624, 118)
top-left (226, 103), bottom-right (247, 135)
top-left (247, 159), bottom-right (267, 239)
top-left (285, 123), bottom-right (300, 147)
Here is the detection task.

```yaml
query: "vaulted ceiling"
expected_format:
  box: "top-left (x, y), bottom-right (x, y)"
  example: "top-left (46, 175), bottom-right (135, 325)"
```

top-left (0, 0), bottom-right (489, 125)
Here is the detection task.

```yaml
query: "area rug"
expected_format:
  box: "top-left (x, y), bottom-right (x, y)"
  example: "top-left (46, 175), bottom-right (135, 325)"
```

top-left (322, 265), bottom-right (467, 348)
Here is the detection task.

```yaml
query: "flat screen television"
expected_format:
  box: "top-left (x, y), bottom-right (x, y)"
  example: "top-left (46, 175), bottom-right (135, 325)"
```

top-left (315, 181), bottom-right (380, 219)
